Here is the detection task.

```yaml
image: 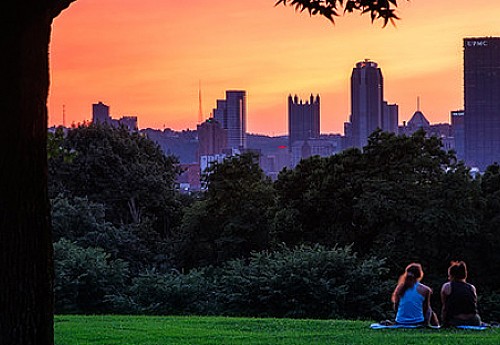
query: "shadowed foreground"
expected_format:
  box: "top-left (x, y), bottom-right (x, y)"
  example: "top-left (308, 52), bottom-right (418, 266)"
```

top-left (55, 315), bottom-right (500, 345)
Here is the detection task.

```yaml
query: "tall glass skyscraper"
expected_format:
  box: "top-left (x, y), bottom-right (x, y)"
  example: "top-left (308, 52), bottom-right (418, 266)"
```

top-left (212, 90), bottom-right (247, 150)
top-left (350, 60), bottom-right (384, 148)
top-left (226, 90), bottom-right (247, 149)
top-left (464, 37), bottom-right (500, 170)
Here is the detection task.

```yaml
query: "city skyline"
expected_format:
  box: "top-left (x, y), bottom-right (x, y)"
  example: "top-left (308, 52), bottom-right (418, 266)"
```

top-left (48, 0), bottom-right (500, 135)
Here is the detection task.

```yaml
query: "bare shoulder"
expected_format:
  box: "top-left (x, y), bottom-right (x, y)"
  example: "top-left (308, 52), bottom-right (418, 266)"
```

top-left (441, 282), bottom-right (451, 295)
top-left (417, 283), bottom-right (432, 295)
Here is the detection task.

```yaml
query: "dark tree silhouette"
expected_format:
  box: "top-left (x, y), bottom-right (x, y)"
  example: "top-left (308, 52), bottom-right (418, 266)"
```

top-left (1, 1), bottom-right (76, 345)
top-left (0, 1), bottom-right (397, 343)
top-left (276, 0), bottom-right (402, 25)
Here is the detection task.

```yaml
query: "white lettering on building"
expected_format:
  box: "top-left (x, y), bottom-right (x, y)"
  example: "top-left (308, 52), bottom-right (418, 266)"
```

top-left (466, 40), bottom-right (489, 47)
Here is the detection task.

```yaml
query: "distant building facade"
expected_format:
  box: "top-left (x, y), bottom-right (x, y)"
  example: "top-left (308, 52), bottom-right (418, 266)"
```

top-left (91, 101), bottom-right (138, 130)
top-left (451, 110), bottom-right (465, 161)
top-left (383, 101), bottom-right (399, 134)
top-left (399, 110), bottom-right (431, 135)
top-left (92, 102), bottom-right (110, 123)
top-left (288, 94), bottom-right (320, 150)
top-left (290, 137), bottom-right (341, 167)
top-left (464, 37), bottom-right (500, 170)
top-left (197, 118), bottom-right (227, 157)
top-left (177, 163), bottom-right (201, 193)
top-left (118, 116), bottom-right (138, 131)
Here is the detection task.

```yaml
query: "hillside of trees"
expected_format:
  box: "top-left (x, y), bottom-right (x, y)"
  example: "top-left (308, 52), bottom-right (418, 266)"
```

top-left (49, 124), bottom-right (500, 320)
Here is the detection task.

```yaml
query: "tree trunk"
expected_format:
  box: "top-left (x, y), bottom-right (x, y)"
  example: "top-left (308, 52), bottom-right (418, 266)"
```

top-left (0, 8), bottom-right (54, 345)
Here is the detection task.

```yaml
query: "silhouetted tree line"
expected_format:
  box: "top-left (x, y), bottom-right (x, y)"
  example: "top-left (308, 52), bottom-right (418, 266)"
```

top-left (49, 125), bottom-right (500, 320)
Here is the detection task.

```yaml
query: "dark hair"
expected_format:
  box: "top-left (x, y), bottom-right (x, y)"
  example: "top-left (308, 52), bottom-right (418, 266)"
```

top-left (448, 261), bottom-right (467, 280)
top-left (392, 263), bottom-right (423, 303)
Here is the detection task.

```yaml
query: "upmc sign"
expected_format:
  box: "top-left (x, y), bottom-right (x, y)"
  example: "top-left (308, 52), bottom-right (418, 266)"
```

top-left (466, 40), bottom-right (489, 47)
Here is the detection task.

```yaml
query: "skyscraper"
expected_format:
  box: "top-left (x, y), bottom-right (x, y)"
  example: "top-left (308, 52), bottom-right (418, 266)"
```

top-left (288, 94), bottom-right (320, 150)
top-left (212, 90), bottom-right (247, 150)
top-left (226, 90), bottom-right (247, 149)
top-left (451, 110), bottom-right (465, 161)
top-left (350, 60), bottom-right (384, 148)
top-left (464, 37), bottom-right (500, 170)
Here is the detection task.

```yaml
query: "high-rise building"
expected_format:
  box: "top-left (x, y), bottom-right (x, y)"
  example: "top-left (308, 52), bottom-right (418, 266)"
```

top-left (382, 101), bottom-right (399, 134)
top-left (226, 90), bottom-right (247, 149)
top-left (288, 94), bottom-right (320, 150)
top-left (213, 99), bottom-right (227, 128)
top-left (464, 37), bottom-right (500, 170)
top-left (212, 90), bottom-right (247, 150)
top-left (451, 110), bottom-right (465, 161)
top-left (350, 60), bottom-right (384, 148)
top-left (92, 101), bottom-right (110, 124)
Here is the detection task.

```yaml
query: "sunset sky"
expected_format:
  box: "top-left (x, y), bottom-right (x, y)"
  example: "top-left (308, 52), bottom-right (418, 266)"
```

top-left (49, 0), bottom-right (500, 135)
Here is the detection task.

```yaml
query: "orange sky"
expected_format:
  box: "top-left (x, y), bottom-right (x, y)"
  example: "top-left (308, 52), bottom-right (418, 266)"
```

top-left (49, 0), bottom-right (500, 135)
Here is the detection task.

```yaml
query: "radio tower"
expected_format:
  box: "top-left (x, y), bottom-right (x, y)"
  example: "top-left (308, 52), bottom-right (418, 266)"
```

top-left (62, 104), bottom-right (66, 127)
top-left (198, 81), bottom-right (203, 124)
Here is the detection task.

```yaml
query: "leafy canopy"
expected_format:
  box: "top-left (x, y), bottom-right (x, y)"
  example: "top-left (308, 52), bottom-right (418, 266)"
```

top-left (276, 0), bottom-right (402, 26)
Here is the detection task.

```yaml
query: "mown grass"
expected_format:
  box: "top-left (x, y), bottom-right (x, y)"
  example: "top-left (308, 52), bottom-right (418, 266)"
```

top-left (55, 315), bottom-right (500, 345)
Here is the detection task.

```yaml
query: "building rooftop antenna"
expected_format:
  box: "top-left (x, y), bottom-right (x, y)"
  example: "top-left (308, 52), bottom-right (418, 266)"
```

top-left (417, 96), bottom-right (421, 111)
top-left (198, 80), bottom-right (203, 124)
top-left (62, 104), bottom-right (66, 127)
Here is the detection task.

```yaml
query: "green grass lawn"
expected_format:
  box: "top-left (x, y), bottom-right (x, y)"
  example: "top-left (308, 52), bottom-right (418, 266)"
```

top-left (55, 315), bottom-right (500, 345)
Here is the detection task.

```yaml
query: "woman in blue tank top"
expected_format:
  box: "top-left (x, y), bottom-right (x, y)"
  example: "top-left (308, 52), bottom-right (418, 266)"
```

top-left (391, 263), bottom-right (439, 326)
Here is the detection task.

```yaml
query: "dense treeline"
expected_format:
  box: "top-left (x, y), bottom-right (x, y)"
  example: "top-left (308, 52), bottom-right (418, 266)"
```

top-left (49, 125), bottom-right (500, 320)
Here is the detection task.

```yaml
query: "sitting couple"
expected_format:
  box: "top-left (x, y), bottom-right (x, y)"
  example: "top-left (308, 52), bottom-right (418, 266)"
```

top-left (392, 261), bottom-right (481, 327)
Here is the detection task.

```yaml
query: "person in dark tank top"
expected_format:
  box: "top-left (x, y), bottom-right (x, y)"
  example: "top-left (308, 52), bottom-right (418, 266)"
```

top-left (441, 261), bottom-right (482, 327)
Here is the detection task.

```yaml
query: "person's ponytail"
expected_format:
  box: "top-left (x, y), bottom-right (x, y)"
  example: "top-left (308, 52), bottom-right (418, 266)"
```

top-left (392, 263), bottom-right (423, 303)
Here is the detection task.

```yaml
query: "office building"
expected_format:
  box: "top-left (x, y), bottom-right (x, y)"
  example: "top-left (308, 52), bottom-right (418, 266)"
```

top-left (350, 60), bottom-right (384, 148)
top-left (288, 94), bottom-right (320, 150)
top-left (383, 101), bottom-right (399, 134)
top-left (464, 37), bottom-right (500, 170)
top-left (212, 90), bottom-right (247, 150)
top-left (452, 110), bottom-right (465, 161)
top-left (197, 118), bottom-right (227, 157)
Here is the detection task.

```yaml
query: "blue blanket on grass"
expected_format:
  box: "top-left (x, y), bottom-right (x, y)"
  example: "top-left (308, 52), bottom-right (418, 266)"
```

top-left (370, 323), bottom-right (427, 329)
top-left (370, 323), bottom-right (488, 330)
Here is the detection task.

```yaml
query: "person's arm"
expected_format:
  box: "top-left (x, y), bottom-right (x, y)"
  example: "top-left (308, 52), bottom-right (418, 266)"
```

top-left (441, 283), bottom-right (450, 322)
top-left (392, 286), bottom-right (400, 312)
top-left (423, 287), bottom-right (431, 319)
top-left (471, 284), bottom-right (478, 308)
top-left (471, 284), bottom-right (477, 299)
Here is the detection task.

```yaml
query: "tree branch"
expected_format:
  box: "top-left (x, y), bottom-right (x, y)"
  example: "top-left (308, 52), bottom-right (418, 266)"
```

top-left (49, 0), bottom-right (78, 19)
top-left (275, 0), bottom-right (403, 26)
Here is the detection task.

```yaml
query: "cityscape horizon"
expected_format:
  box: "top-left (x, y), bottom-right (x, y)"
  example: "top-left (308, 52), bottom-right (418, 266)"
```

top-left (48, 0), bottom-right (500, 135)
